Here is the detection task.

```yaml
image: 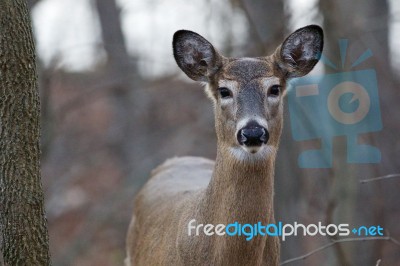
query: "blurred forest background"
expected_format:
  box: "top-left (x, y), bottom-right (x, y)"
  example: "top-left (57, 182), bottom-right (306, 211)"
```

top-left (20, 0), bottom-right (400, 265)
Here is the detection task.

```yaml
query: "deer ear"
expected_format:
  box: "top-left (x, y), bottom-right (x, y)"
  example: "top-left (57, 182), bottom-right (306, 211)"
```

top-left (173, 30), bottom-right (224, 82)
top-left (274, 25), bottom-right (323, 78)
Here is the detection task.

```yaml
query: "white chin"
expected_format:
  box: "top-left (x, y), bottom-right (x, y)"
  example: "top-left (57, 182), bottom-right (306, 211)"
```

top-left (229, 145), bottom-right (275, 161)
top-left (242, 146), bottom-right (263, 154)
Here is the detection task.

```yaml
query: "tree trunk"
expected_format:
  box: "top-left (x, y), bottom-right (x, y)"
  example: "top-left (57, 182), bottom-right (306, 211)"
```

top-left (319, 0), bottom-right (390, 264)
top-left (0, 1), bottom-right (51, 265)
top-left (94, 0), bottom-right (134, 169)
top-left (95, 0), bottom-right (131, 76)
top-left (234, 0), bottom-right (285, 56)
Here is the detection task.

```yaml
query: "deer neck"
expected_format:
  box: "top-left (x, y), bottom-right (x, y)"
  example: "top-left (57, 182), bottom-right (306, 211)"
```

top-left (204, 147), bottom-right (275, 224)
top-left (197, 147), bottom-right (276, 263)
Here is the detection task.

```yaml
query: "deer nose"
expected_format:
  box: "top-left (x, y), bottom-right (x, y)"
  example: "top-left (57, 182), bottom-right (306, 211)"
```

top-left (237, 124), bottom-right (269, 146)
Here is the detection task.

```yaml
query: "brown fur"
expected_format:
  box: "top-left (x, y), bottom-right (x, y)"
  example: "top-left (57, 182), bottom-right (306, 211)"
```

top-left (126, 25), bottom-right (323, 266)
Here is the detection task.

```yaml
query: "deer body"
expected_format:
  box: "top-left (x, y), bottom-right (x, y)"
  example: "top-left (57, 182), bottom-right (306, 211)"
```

top-left (126, 25), bottom-right (323, 266)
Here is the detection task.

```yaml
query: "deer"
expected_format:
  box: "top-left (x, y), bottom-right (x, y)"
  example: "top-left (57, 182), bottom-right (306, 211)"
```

top-left (126, 25), bottom-right (323, 266)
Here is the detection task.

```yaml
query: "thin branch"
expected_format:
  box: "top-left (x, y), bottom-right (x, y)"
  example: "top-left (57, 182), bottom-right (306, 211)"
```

top-left (324, 195), bottom-right (350, 264)
top-left (280, 236), bottom-right (400, 265)
top-left (360, 174), bottom-right (400, 184)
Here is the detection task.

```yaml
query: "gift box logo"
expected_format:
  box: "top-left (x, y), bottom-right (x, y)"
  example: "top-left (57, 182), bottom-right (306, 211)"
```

top-left (287, 40), bottom-right (382, 168)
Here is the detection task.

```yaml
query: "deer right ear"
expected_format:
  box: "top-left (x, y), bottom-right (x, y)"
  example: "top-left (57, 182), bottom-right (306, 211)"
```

top-left (274, 25), bottom-right (323, 78)
top-left (173, 30), bottom-right (224, 82)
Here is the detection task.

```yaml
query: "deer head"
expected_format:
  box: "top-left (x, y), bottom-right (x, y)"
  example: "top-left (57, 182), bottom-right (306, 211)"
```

top-left (173, 25), bottom-right (323, 161)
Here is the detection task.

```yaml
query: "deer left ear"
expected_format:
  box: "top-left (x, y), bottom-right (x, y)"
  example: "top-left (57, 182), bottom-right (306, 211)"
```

top-left (173, 30), bottom-right (224, 82)
top-left (274, 25), bottom-right (323, 78)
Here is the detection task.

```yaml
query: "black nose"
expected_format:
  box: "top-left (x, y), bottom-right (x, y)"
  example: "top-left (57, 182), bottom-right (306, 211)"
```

top-left (237, 124), bottom-right (269, 146)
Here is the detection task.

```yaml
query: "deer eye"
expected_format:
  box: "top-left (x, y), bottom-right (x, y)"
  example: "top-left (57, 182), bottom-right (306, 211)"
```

top-left (268, 85), bottom-right (281, 97)
top-left (218, 87), bottom-right (232, 98)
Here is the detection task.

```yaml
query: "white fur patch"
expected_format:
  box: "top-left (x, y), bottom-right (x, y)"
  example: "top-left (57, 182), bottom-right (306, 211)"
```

top-left (229, 145), bottom-right (276, 162)
top-left (218, 79), bottom-right (239, 90)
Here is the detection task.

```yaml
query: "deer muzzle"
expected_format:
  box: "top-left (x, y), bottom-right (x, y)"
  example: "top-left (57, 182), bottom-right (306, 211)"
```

top-left (237, 122), bottom-right (269, 147)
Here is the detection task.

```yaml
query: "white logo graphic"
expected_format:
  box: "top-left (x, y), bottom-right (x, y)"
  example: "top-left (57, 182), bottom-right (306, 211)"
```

top-left (327, 81), bottom-right (371, 125)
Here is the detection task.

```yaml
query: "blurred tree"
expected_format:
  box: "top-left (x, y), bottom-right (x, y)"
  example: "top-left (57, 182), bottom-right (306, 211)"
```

top-left (319, 0), bottom-right (391, 264)
top-left (27, 0), bottom-right (39, 11)
top-left (0, 0), bottom-right (51, 265)
top-left (233, 0), bottom-right (285, 55)
top-left (95, 0), bottom-right (131, 77)
top-left (95, 0), bottom-right (137, 172)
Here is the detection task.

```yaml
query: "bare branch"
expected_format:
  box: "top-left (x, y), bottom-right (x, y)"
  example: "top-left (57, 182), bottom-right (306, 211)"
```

top-left (360, 174), bottom-right (400, 184)
top-left (280, 236), bottom-right (400, 265)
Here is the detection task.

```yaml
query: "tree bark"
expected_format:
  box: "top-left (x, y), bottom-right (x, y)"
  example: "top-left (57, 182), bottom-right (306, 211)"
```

top-left (0, 1), bottom-right (51, 265)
